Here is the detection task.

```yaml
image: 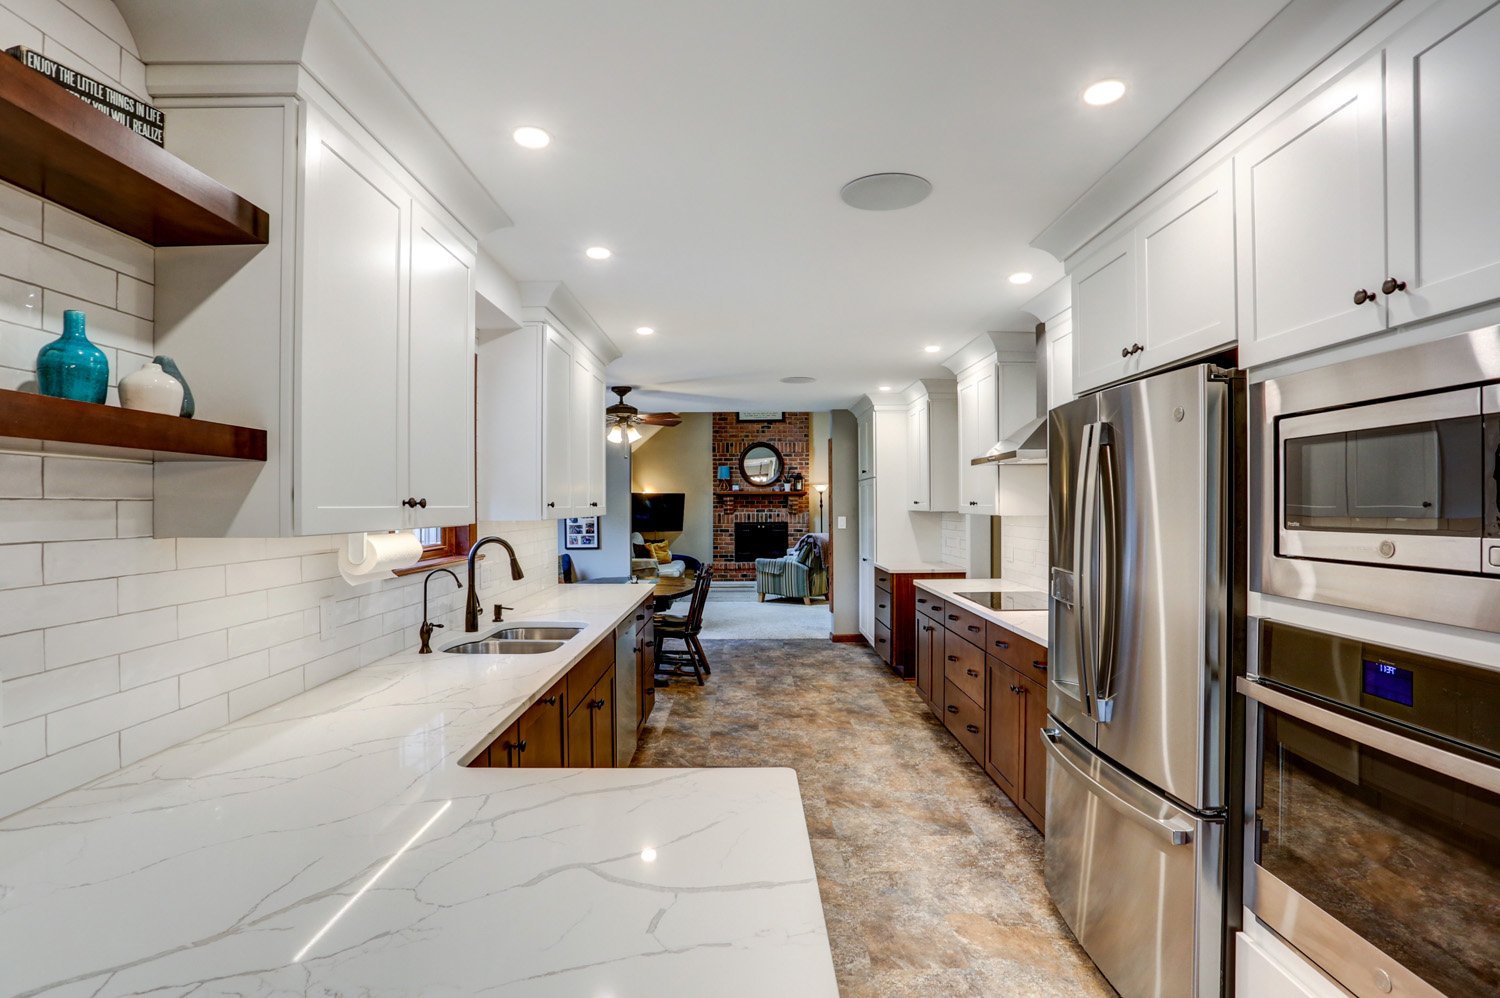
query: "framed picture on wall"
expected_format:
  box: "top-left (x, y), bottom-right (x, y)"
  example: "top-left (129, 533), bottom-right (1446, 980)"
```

top-left (736, 411), bottom-right (784, 422)
top-left (564, 516), bottom-right (600, 550)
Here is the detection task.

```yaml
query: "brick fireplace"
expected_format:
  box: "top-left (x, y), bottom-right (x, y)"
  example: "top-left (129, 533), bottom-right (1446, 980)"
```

top-left (711, 412), bottom-right (812, 580)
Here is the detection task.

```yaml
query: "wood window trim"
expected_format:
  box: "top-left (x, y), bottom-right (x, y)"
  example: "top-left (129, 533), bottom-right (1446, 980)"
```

top-left (394, 524), bottom-right (476, 576)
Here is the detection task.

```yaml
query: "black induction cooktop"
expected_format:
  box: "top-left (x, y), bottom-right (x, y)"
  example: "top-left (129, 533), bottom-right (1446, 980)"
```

top-left (953, 591), bottom-right (1049, 612)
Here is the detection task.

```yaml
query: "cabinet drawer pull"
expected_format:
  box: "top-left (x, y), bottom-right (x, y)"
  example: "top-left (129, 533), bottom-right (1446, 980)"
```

top-left (590, 698), bottom-right (606, 710)
top-left (540, 696), bottom-right (558, 706)
top-left (947, 614), bottom-right (959, 621)
top-left (1382, 277), bottom-right (1407, 295)
top-left (912, 499), bottom-right (920, 504)
top-left (969, 500), bottom-right (979, 506)
top-left (645, 640), bottom-right (655, 648)
top-left (1120, 342), bottom-right (1144, 357)
top-left (947, 655), bottom-right (958, 662)
top-left (994, 640), bottom-right (1010, 649)
top-left (878, 603), bottom-right (887, 610)
top-left (946, 704), bottom-right (959, 714)
top-left (967, 625), bottom-right (980, 633)
top-left (645, 687), bottom-right (655, 696)
top-left (515, 739), bottom-right (527, 752)
top-left (966, 669), bottom-right (979, 678)
top-left (1008, 684), bottom-right (1022, 694)
top-left (917, 597), bottom-right (928, 604)
top-left (965, 724), bottom-right (979, 734)
top-left (1032, 660), bottom-right (1047, 672)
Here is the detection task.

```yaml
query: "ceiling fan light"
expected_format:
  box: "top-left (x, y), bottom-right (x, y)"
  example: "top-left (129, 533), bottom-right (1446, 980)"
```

top-left (626, 426), bottom-right (642, 443)
top-left (607, 425), bottom-right (624, 443)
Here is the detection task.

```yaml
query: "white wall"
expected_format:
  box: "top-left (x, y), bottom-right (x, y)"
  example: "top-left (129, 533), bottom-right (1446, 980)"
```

top-left (0, 0), bottom-right (555, 819)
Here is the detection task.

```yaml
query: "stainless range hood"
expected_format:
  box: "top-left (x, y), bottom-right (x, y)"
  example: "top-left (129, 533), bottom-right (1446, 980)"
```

top-left (972, 324), bottom-right (1048, 466)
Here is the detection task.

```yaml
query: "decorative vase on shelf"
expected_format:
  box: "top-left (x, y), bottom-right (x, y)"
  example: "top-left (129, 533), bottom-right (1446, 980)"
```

top-left (152, 355), bottom-right (194, 417)
top-left (119, 362), bottom-right (185, 415)
top-left (36, 309), bottom-right (108, 404)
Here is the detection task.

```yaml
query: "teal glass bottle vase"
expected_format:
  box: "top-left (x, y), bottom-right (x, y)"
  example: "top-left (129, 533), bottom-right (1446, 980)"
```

top-left (36, 310), bottom-right (109, 404)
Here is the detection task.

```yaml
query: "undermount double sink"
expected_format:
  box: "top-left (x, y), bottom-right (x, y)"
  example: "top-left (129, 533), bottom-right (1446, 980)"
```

top-left (443, 623), bottom-right (585, 655)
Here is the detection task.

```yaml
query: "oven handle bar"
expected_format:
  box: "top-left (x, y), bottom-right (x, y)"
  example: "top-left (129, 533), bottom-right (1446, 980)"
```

top-left (1239, 677), bottom-right (1500, 794)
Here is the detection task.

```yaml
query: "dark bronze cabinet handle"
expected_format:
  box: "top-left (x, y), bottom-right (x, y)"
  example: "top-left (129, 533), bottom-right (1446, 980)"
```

top-left (402, 497), bottom-right (427, 508)
top-left (1120, 342), bottom-right (1144, 357)
top-left (1382, 277), bottom-right (1407, 295)
top-left (589, 501), bottom-right (599, 507)
top-left (645, 640), bottom-right (654, 647)
top-left (645, 687), bottom-right (655, 696)
top-left (947, 704), bottom-right (959, 714)
top-left (967, 625), bottom-right (981, 633)
top-left (1032, 661), bottom-right (1047, 672)
top-left (1008, 684), bottom-right (1022, 694)
top-left (515, 739), bottom-right (527, 753)
top-left (947, 655), bottom-right (958, 662)
top-left (590, 698), bottom-right (606, 710)
top-left (948, 614), bottom-right (959, 621)
top-left (913, 499), bottom-right (920, 504)
top-left (966, 723), bottom-right (980, 734)
top-left (546, 501), bottom-right (556, 508)
top-left (966, 669), bottom-right (979, 678)
top-left (541, 696), bottom-right (558, 706)
top-left (968, 500), bottom-right (979, 506)
top-left (1353, 288), bottom-right (1376, 305)
top-left (878, 603), bottom-right (887, 609)
top-left (917, 597), bottom-right (928, 604)
top-left (994, 640), bottom-right (1010, 649)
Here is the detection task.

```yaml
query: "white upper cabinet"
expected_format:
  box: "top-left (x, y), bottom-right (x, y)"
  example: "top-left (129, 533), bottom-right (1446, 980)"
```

top-left (541, 327), bottom-right (574, 517)
top-left (1138, 163), bottom-right (1236, 363)
top-left (1045, 311), bottom-right (1075, 410)
top-left (571, 351), bottom-right (607, 515)
top-left (857, 408), bottom-right (876, 479)
top-left (1385, 0), bottom-right (1500, 326)
top-left (905, 384), bottom-right (958, 513)
top-left (153, 98), bottom-right (477, 537)
top-left (957, 363), bottom-right (997, 514)
top-left (407, 205), bottom-right (476, 529)
top-left (1071, 233), bottom-right (1139, 393)
top-left (1235, 56), bottom-right (1387, 367)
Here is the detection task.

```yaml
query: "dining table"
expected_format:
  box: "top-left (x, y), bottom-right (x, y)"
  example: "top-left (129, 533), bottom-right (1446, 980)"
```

top-left (578, 573), bottom-right (697, 611)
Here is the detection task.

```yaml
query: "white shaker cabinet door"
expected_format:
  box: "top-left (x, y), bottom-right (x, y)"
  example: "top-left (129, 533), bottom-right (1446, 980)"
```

top-left (1385, 0), bottom-right (1500, 326)
top-left (1071, 232), bottom-right (1139, 393)
top-left (1138, 162), bottom-right (1236, 365)
top-left (858, 477), bottom-right (875, 642)
top-left (957, 366), bottom-right (997, 515)
top-left (407, 205), bottom-right (475, 529)
top-left (857, 409), bottom-right (875, 479)
top-left (296, 111), bottom-right (409, 535)
top-left (572, 354), bottom-right (607, 515)
top-left (1235, 56), bottom-right (1387, 368)
top-left (907, 398), bottom-right (930, 511)
top-left (540, 327), bottom-right (574, 519)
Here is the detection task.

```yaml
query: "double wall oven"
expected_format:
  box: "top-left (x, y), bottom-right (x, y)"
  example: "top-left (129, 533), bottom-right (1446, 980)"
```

top-left (1254, 324), bottom-right (1500, 632)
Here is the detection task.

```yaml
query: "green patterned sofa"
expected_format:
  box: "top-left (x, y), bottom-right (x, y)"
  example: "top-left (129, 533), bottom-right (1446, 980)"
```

top-left (755, 532), bottom-right (828, 604)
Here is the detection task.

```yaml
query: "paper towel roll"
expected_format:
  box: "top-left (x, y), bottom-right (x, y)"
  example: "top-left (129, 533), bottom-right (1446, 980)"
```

top-left (338, 531), bottom-right (424, 586)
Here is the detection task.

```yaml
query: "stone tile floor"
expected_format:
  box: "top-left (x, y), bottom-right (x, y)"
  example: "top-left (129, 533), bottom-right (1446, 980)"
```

top-left (633, 638), bottom-right (1115, 997)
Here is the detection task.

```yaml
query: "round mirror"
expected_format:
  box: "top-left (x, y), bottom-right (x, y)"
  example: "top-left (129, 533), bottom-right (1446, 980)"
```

top-left (739, 442), bottom-right (785, 486)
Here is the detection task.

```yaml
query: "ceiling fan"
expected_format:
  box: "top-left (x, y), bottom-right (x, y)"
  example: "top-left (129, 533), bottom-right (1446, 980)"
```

top-left (605, 386), bottom-right (681, 442)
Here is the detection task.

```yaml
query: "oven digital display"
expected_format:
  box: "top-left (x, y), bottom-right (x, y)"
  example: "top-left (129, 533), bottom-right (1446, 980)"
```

top-left (1363, 659), bottom-right (1415, 707)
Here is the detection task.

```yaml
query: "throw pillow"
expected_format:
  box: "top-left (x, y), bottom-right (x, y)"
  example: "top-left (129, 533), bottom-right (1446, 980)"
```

top-left (646, 540), bottom-right (672, 563)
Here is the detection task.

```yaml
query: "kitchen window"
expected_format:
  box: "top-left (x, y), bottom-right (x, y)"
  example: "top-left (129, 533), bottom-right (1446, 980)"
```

top-left (395, 525), bottom-right (474, 575)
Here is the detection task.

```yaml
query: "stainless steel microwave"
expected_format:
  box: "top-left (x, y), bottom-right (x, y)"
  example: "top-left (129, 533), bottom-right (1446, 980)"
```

top-left (1253, 325), bottom-right (1500, 632)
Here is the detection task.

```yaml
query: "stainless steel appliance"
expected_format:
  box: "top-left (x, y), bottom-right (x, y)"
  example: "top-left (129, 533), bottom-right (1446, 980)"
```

top-left (1254, 324), bottom-right (1500, 632)
top-left (1242, 620), bottom-right (1500, 998)
top-left (1046, 362), bottom-right (1243, 997)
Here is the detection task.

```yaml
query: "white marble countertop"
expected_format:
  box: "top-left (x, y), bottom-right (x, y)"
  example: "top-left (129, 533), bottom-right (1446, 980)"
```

top-left (873, 559), bottom-right (967, 575)
top-left (0, 582), bottom-right (837, 997)
top-left (915, 577), bottom-right (1050, 647)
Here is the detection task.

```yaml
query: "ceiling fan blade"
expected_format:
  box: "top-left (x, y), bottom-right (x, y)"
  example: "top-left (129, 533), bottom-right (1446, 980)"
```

top-left (639, 412), bottom-right (682, 427)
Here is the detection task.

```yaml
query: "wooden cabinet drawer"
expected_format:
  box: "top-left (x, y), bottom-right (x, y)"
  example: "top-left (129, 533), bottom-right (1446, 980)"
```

top-left (943, 629), bottom-right (985, 704)
top-left (941, 603), bottom-right (987, 648)
top-left (986, 623), bottom-right (1048, 687)
top-left (875, 568), bottom-right (892, 592)
top-left (873, 620), bottom-right (892, 664)
top-left (915, 589), bottom-right (946, 621)
top-left (874, 589), bottom-right (893, 631)
top-left (566, 634), bottom-right (615, 713)
top-left (942, 680), bottom-right (984, 762)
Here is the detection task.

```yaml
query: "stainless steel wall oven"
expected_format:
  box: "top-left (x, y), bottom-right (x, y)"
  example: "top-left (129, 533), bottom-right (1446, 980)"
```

top-left (1253, 324), bottom-right (1500, 632)
top-left (1243, 620), bottom-right (1499, 998)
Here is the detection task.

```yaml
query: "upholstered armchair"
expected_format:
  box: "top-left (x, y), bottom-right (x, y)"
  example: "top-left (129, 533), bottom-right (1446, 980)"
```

top-left (755, 533), bottom-right (828, 604)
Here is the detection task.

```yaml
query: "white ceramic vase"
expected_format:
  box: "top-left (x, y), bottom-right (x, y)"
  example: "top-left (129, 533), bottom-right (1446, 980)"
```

top-left (119, 362), bottom-right (185, 415)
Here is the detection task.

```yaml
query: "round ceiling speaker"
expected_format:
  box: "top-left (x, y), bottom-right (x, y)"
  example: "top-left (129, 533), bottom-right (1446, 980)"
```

top-left (839, 173), bottom-right (932, 210)
top-left (780, 376), bottom-right (817, 384)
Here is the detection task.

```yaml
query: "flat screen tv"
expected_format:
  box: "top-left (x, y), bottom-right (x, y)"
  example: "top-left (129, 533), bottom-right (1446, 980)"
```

top-left (632, 492), bottom-right (685, 533)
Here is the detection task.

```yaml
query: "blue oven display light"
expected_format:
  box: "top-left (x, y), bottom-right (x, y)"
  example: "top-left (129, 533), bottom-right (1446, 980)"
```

top-left (1362, 659), bottom-right (1415, 707)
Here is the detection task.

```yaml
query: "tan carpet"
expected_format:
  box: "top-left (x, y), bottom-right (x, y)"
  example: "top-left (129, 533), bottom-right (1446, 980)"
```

top-left (697, 588), bottom-right (832, 639)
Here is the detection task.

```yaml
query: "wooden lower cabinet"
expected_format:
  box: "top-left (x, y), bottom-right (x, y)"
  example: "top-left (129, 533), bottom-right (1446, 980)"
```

top-left (637, 613), bottom-right (656, 726)
top-left (914, 613), bottom-right (941, 708)
top-left (1019, 671), bottom-right (1048, 823)
top-left (873, 620), bottom-right (892, 665)
top-left (881, 570), bottom-right (965, 677)
top-left (567, 664), bottom-right (616, 769)
top-left (983, 656), bottom-right (1023, 799)
top-left (515, 678), bottom-right (567, 767)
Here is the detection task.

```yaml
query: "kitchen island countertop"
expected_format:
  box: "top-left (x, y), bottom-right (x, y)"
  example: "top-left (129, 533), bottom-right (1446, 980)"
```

top-left (0, 581), bottom-right (836, 997)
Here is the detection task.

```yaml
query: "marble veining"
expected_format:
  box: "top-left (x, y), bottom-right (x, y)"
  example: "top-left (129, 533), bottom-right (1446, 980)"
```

top-left (0, 583), bottom-right (836, 996)
top-left (915, 577), bottom-right (1049, 646)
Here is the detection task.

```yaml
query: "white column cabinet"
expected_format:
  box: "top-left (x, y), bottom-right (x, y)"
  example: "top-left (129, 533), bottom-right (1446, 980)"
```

top-left (1385, 0), bottom-right (1500, 327)
top-left (1235, 56), bottom-right (1387, 368)
top-left (572, 352), bottom-right (607, 515)
top-left (905, 385), bottom-right (958, 513)
top-left (858, 476), bottom-right (876, 642)
top-left (857, 409), bottom-right (876, 479)
top-left (956, 365), bottom-right (997, 514)
top-left (541, 326), bottom-right (577, 518)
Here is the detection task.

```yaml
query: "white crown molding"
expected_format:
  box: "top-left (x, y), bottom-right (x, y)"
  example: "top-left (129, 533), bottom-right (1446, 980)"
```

top-left (520, 282), bottom-right (622, 366)
top-left (941, 331), bottom-right (1035, 377)
top-left (901, 378), bottom-right (957, 405)
top-left (1021, 276), bottom-right (1071, 328)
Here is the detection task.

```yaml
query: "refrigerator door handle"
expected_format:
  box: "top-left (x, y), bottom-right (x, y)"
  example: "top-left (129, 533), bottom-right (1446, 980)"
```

top-left (1042, 727), bottom-right (1195, 846)
top-left (1092, 424), bottom-right (1119, 724)
top-left (1071, 423), bottom-right (1100, 714)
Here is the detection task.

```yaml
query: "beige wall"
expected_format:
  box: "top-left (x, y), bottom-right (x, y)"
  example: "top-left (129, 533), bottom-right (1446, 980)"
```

top-left (630, 413), bottom-right (713, 565)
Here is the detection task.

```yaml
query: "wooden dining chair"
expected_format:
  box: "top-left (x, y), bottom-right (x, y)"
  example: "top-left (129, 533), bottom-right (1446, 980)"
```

top-left (655, 565), bottom-right (713, 684)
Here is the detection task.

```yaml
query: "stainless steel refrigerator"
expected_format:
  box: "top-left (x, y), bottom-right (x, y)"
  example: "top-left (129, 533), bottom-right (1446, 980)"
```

top-left (1044, 362), bottom-right (1243, 998)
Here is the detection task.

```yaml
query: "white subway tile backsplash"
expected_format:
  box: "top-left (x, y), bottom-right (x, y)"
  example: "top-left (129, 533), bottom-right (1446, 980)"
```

top-left (175, 537), bottom-right (267, 569)
top-left (265, 577), bottom-right (350, 617)
top-left (0, 715), bottom-right (45, 771)
top-left (117, 565), bottom-right (225, 613)
top-left (0, 543), bottom-right (42, 590)
top-left (44, 606), bottom-right (175, 669)
top-left (0, 733), bottom-right (117, 814)
top-left (177, 591), bottom-right (266, 638)
top-left (300, 552), bottom-right (338, 581)
top-left (118, 630), bottom-right (225, 689)
top-left (41, 205), bottom-right (153, 283)
top-left (115, 500), bottom-right (151, 538)
top-left (0, 181), bottom-right (43, 241)
top-left (224, 556), bottom-right (301, 595)
top-left (0, 455), bottom-right (42, 498)
top-left (0, 498), bottom-right (116, 542)
top-left (3, 655), bottom-right (117, 724)
top-left (0, 630), bottom-right (43, 680)
top-left (115, 273), bottom-right (153, 319)
top-left (0, 577), bottom-right (116, 636)
top-left (45, 677), bottom-right (176, 752)
top-left (0, 273), bottom-right (43, 327)
top-left (304, 646), bottom-right (360, 689)
top-left (0, 228), bottom-right (117, 306)
top-left (41, 288), bottom-right (152, 355)
top-left (42, 536), bottom-right (176, 583)
top-left (225, 609), bottom-right (316, 658)
top-left (120, 696), bottom-right (227, 767)
top-left (179, 650), bottom-right (269, 707)
top-left (228, 667), bottom-right (304, 722)
top-left (43, 457), bottom-right (152, 499)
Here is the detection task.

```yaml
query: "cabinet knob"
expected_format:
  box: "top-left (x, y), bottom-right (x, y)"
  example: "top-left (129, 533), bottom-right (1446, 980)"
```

top-left (947, 704), bottom-right (959, 714)
top-left (1120, 342), bottom-right (1144, 358)
top-left (546, 501), bottom-right (556, 508)
top-left (590, 501), bottom-right (599, 507)
top-left (917, 597), bottom-right (927, 604)
top-left (515, 739), bottom-right (527, 753)
top-left (1032, 660), bottom-right (1047, 672)
top-left (645, 687), bottom-right (655, 697)
top-left (965, 724), bottom-right (980, 734)
top-left (1381, 277), bottom-right (1407, 295)
top-left (912, 500), bottom-right (920, 504)
top-left (1009, 684), bottom-right (1022, 694)
top-left (966, 668), bottom-right (979, 678)
top-left (968, 500), bottom-right (979, 506)
top-left (1353, 288), bottom-right (1376, 305)
top-left (590, 698), bottom-right (606, 710)
top-left (402, 497), bottom-right (427, 509)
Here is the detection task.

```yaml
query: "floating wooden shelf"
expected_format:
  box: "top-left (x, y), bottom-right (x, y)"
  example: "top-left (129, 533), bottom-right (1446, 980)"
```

top-left (0, 54), bottom-right (269, 246)
top-left (716, 488), bottom-right (807, 497)
top-left (0, 389), bottom-right (266, 461)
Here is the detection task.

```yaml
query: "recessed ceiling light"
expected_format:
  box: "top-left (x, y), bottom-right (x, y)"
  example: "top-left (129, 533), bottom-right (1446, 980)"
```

top-left (1083, 79), bottom-right (1126, 106)
top-left (780, 376), bottom-right (816, 384)
top-left (924, 344), bottom-right (941, 354)
top-left (878, 385), bottom-right (893, 392)
top-left (840, 173), bottom-right (932, 211)
top-left (635, 326), bottom-right (655, 336)
top-left (512, 126), bottom-right (551, 149)
top-left (1008, 271), bottom-right (1033, 285)
top-left (585, 246), bottom-right (612, 260)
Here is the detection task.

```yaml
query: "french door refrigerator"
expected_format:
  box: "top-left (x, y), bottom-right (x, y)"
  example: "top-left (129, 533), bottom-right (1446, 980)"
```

top-left (1044, 362), bottom-right (1243, 998)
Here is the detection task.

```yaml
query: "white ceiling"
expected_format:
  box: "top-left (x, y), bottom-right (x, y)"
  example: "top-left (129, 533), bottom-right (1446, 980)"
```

top-left (337, 0), bottom-right (1285, 411)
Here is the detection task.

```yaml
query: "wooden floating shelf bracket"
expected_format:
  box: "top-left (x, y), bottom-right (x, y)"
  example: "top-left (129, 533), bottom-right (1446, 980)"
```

top-left (0, 389), bottom-right (267, 461)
